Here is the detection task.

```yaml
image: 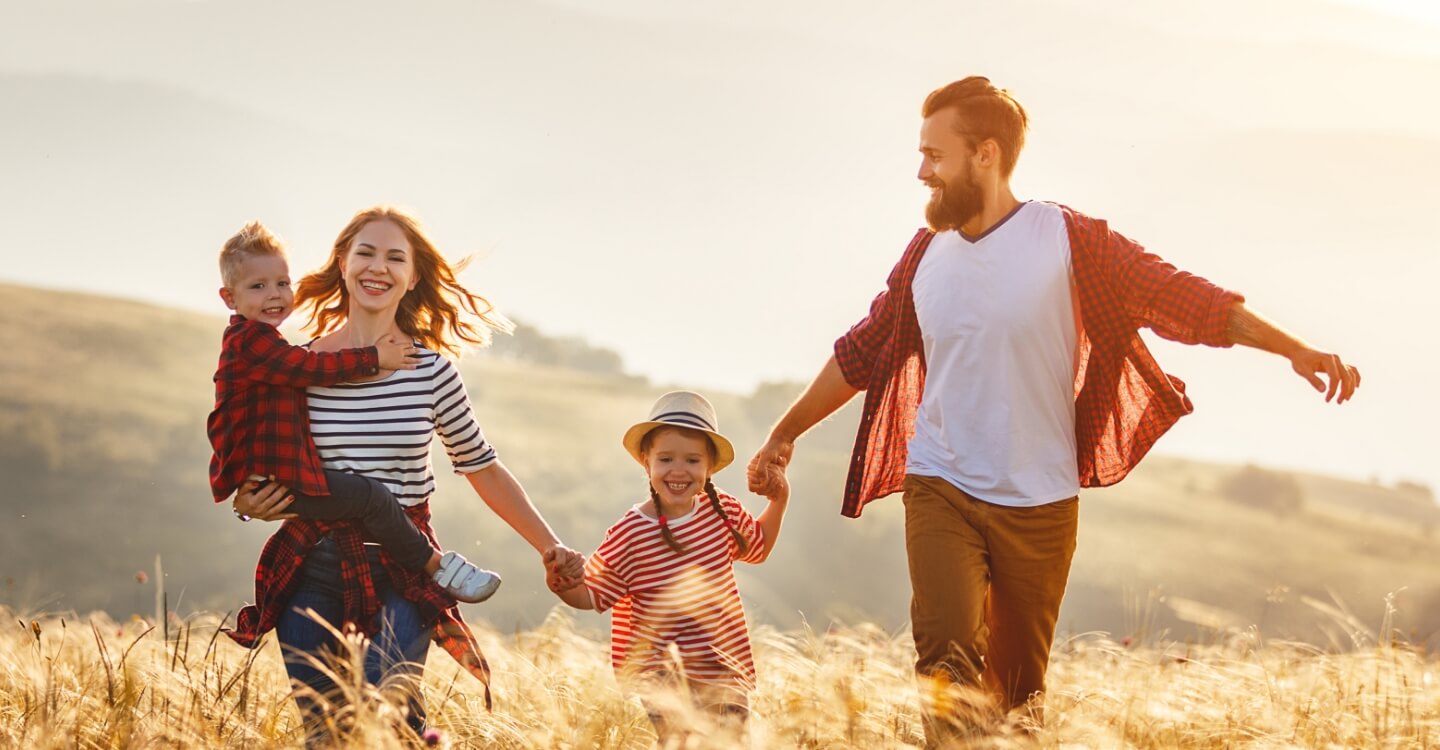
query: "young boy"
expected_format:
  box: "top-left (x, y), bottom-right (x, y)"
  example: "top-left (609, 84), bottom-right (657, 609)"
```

top-left (206, 221), bottom-right (499, 603)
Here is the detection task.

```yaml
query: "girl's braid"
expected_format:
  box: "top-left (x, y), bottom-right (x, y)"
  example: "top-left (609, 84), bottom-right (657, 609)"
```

top-left (651, 485), bottom-right (686, 553)
top-left (704, 479), bottom-right (748, 556)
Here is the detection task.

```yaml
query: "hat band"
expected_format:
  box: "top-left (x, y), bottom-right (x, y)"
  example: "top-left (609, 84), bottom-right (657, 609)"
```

top-left (651, 411), bottom-right (716, 432)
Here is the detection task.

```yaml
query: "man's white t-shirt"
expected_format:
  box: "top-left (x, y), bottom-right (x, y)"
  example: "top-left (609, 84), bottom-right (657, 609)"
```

top-left (906, 201), bottom-right (1081, 507)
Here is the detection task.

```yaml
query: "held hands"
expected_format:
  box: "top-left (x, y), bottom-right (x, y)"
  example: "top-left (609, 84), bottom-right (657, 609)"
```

top-left (542, 545), bottom-right (584, 592)
top-left (761, 463), bottom-right (791, 504)
top-left (1289, 346), bottom-right (1361, 404)
top-left (233, 477), bottom-right (298, 522)
top-left (376, 335), bottom-right (421, 371)
top-left (746, 436), bottom-right (794, 497)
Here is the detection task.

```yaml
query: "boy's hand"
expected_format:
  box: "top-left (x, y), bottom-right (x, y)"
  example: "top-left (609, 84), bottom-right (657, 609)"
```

top-left (376, 335), bottom-right (421, 371)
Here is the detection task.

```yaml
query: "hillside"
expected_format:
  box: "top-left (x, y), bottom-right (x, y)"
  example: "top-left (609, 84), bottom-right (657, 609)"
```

top-left (0, 282), bottom-right (1436, 647)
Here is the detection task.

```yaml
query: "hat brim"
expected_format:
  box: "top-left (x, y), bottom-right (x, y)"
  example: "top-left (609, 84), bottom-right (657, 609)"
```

top-left (622, 421), bottom-right (735, 474)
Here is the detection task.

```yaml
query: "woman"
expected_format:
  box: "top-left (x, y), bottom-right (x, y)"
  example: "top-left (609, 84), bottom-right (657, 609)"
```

top-left (229, 205), bottom-right (583, 743)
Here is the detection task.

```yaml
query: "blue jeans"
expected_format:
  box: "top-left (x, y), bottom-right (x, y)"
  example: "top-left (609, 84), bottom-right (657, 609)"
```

top-left (275, 537), bottom-right (432, 745)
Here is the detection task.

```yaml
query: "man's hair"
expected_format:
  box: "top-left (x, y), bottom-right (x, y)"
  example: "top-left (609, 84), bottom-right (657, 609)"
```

top-left (218, 221), bottom-right (287, 288)
top-left (922, 77), bottom-right (1029, 177)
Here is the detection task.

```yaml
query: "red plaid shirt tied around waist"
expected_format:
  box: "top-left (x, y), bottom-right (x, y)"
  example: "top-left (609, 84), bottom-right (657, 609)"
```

top-left (225, 502), bottom-right (493, 708)
top-left (207, 316), bottom-right (379, 503)
top-left (834, 204), bottom-right (1244, 518)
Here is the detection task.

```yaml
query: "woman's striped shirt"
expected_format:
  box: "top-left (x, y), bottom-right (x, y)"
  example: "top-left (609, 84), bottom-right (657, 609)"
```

top-left (584, 491), bottom-right (766, 689)
top-left (305, 347), bottom-right (496, 505)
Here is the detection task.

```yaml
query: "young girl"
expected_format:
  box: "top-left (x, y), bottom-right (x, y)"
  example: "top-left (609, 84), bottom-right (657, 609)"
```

top-left (554, 390), bottom-right (789, 742)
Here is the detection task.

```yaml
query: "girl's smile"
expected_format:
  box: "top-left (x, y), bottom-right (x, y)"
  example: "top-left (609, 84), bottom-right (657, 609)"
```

top-left (644, 429), bottom-right (713, 515)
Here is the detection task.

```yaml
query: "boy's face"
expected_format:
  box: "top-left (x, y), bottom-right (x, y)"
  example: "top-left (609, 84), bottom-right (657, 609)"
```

top-left (219, 254), bottom-right (294, 327)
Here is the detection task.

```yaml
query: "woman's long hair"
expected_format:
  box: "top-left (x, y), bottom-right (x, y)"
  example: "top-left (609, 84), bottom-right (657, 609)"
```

top-left (294, 205), bottom-right (513, 357)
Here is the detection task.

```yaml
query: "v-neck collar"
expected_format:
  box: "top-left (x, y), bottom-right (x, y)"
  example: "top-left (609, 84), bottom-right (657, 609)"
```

top-left (958, 200), bottom-right (1029, 244)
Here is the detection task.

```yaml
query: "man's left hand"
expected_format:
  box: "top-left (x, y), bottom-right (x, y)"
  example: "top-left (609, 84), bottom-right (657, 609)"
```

top-left (1290, 347), bottom-right (1361, 404)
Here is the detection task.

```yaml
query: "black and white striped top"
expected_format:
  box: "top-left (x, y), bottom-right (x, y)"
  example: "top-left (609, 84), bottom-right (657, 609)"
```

top-left (305, 347), bottom-right (496, 506)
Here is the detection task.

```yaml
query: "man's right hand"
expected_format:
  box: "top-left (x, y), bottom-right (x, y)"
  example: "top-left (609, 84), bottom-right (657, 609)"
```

top-left (747, 436), bottom-right (794, 496)
top-left (376, 335), bottom-right (421, 371)
top-left (233, 478), bottom-right (298, 522)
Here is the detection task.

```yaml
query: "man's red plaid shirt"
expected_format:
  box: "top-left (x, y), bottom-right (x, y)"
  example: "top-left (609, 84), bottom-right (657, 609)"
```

top-left (833, 204), bottom-right (1244, 518)
top-left (206, 316), bottom-right (378, 503)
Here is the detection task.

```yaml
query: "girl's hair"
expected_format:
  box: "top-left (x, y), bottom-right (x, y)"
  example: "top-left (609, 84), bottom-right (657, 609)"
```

top-left (293, 205), bottom-right (513, 358)
top-left (641, 426), bottom-right (748, 556)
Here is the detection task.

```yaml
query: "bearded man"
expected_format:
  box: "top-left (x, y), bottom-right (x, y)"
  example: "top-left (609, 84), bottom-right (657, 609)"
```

top-left (746, 76), bottom-right (1360, 743)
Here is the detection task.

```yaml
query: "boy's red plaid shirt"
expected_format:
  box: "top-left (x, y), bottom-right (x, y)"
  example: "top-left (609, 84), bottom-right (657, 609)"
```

top-left (206, 316), bottom-right (378, 503)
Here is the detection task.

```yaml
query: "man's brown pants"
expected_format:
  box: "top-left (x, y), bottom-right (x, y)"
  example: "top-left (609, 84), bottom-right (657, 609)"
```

top-left (903, 474), bottom-right (1079, 735)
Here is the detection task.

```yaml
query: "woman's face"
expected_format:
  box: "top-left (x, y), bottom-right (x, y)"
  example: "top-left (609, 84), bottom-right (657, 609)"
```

top-left (340, 219), bottom-right (419, 316)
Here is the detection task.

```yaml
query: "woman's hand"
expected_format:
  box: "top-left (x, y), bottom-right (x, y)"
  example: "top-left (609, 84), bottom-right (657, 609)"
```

top-left (233, 478), bottom-right (299, 522)
top-left (542, 545), bottom-right (584, 592)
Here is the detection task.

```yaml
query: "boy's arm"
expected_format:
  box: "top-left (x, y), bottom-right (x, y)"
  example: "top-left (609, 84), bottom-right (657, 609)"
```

top-left (230, 321), bottom-right (381, 388)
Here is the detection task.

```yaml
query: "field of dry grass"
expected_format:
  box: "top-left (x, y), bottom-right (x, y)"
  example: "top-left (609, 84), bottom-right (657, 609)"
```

top-left (2, 604), bottom-right (1436, 749)
top-left (3, 282), bottom-right (1438, 747)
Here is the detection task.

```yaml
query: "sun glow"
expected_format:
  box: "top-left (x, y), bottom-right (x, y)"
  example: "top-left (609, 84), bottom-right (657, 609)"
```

top-left (1336, 0), bottom-right (1440, 25)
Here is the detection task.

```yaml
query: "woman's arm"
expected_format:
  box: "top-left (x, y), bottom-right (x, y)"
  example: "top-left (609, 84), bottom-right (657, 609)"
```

top-left (465, 461), bottom-right (583, 586)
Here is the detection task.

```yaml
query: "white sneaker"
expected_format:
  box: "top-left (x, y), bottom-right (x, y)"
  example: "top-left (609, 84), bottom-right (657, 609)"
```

top-left (432, 551), bottom-right (502, 603)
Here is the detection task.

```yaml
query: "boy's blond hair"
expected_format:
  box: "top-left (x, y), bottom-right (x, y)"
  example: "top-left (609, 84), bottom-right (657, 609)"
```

top-left (219, 221), bottom-right (288, 288)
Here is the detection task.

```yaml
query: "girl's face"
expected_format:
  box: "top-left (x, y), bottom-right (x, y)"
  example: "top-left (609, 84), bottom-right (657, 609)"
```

top-left (340, 219), bottom-right (419, 316)
top-left (644, 429), bottom-right (713, 505)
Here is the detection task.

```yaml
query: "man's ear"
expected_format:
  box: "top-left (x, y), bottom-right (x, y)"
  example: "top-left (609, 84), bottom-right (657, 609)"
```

top-left (218, 287), bottom-right (237, 311)
top-left (975, 138), bottom-right (1000, 170)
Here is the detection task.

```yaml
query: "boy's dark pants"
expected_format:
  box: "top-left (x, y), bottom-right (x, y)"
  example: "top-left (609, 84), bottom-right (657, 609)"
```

top-left (903, 474), bottom-right (1079, 743)
top-left (282, 470), bottom-right (434, 572)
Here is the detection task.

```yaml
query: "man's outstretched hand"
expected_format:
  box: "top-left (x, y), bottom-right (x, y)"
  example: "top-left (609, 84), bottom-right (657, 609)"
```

top-left (1289, 346), bottom-right (1361, 404)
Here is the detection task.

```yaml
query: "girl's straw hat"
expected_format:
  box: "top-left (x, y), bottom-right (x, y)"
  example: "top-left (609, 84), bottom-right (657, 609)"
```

top-left (622, 391), bottom-right (735, 472)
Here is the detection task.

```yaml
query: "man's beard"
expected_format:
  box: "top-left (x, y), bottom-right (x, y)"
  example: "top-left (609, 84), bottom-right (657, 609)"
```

top-left (924, 172), bottom-right (984, 233)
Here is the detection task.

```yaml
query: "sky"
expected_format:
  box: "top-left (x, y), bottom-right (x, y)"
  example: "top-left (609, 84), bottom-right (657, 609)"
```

top-left (2, 0), bottom-right (1437, 494)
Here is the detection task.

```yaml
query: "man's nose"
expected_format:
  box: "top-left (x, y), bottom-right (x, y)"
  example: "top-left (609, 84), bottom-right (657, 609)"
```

top-left (917, 160), bottom-right (933, 182)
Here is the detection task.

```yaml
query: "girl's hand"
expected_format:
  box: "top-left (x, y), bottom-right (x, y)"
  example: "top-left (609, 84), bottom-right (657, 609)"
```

top-left (542, 545), bottom-right (584, 592)
top-left (233, 478), bottom-right (299, 522)
top-left (747, 437), bottom-right (793, 496)
top-left (765, 464), bottom-right (791, 504)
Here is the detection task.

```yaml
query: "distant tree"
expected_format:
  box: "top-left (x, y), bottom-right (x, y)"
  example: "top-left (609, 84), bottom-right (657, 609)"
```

top-left (742, 381), bottom-right (804, 431)
top-left (486, 320), bottom-right (635, 378)
top-left (1394, 480), bottom-right (1435, 506)
top-left (1220, 464), bottom-right (1304, 517)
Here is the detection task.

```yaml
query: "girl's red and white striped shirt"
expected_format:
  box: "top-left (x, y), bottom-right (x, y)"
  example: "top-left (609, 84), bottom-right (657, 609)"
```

top-left (584, 490), bottom-right (765, 690)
